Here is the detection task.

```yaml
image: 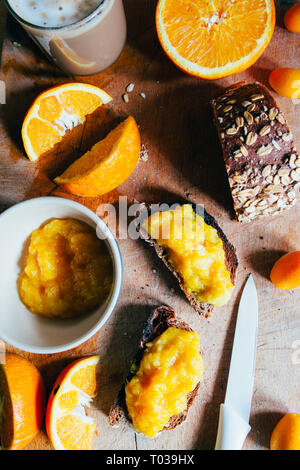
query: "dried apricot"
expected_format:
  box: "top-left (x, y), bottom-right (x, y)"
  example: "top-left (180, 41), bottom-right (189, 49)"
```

top-left (269, 68), bottom-right (300, 99)
top-left (270, 251), bottom-right (300, 289)
top-left (271, 413), bottom-right (300, 450)
top-left (284, 3), bottom-right (300, 33)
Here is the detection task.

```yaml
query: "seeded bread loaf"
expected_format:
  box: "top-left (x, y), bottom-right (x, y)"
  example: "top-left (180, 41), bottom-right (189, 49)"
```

top-left (109, 305), bottom-right (201, 432)
top-left (135, 202), bottom-right (238, 318)
top-left (212, 82), bottom-right (300, 223)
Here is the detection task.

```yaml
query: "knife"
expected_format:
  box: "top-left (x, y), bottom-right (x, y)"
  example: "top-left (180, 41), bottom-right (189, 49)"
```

top-left (215, 274), bottom-right (258, 450)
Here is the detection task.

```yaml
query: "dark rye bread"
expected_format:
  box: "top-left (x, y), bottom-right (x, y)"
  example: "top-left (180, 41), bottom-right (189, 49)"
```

top-left (109, 305), bottom-right (201, 432)
top-left (135, 202), bottom-right (238, 318)
top-left (212, 81), bottom-right (300, 223)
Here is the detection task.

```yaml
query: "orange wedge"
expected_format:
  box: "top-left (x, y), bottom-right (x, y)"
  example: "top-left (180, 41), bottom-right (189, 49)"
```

top-left (22, 83), bottom-right (112, 161)
top-left (46, 356), bottom-right (99, 450)
top-left (0, 353), bottom-right (46, 450)
top-left (156, 0), bottom-right (275, 79)
top-left (55, 115), bottom-right (141, 197)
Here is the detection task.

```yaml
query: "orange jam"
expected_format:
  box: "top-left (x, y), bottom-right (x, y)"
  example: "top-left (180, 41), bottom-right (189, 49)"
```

top-left (144, 204), bottom-right (234, 306)
top-left (125, 327), bottom-right (204, 438)
top-left (18, 218), bottom-right (113, 319)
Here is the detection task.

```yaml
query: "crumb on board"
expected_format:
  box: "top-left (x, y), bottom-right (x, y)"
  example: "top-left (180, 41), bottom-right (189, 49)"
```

top-left (140, 144), bottom-right (149, 162)
top-left (139, 92), bottom-right (146, 99)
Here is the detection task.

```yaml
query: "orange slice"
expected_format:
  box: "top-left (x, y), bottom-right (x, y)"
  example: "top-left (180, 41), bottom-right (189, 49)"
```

top-left (46, 356), bottom-right (99, 450)
top-left (156, 0), bottom-right (276, 79)
top-left (22, 83), bottom-right (112, 161)
top-left (0, 353), bottom-right (46, 450)
top-left (55, 115), bottom-right (141, 197)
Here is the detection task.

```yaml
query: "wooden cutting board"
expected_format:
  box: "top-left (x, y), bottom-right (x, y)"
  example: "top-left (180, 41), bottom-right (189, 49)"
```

top-left (0, 0), bottom-right (299, 450)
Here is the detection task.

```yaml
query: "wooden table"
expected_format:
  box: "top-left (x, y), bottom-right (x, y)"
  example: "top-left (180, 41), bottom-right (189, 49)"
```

top-left (0, 0), bottom-right (299, 450)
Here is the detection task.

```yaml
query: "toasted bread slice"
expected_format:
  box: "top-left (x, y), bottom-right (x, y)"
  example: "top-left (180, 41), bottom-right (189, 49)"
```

top-left (109, 305), bottom-right (201, 432)
top-left (136, 202), bottom-right (238, 318)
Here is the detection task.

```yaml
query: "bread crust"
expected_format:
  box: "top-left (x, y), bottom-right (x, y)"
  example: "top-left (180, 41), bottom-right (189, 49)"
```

top-left (135, 201), bottom-right (238, 317)
top-left (108, 306), bottom-right (201, 432)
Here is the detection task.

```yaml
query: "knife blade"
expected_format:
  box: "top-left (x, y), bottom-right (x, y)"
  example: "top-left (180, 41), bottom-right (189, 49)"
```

top-left (215, 274), bottom-right (258, 450)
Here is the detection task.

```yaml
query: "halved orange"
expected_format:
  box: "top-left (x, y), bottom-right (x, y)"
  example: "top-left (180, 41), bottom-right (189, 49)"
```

top-left (46, 356), bottom-right (99, 450)
top-left (22, 83), bottom-right (112, 161)
top-left (0, 353), bottom-right (46, 450)
top-left (54, 115), bottom-right (141, 197)
top-left (156, 0), bottom-right (276, 79)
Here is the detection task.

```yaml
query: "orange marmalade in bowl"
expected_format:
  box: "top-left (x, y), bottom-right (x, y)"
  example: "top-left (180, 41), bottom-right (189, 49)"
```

top-left (18, 218), bottom-right (113, 319)
top-left (125, 327), bottom-right (204, 438)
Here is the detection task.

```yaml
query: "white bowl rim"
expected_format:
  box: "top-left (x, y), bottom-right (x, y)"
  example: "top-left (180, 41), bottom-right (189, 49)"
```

top-left (0, 197), bottom-right (123, 354)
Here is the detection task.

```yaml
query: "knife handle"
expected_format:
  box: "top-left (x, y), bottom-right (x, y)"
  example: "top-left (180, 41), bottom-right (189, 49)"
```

top-left (215, 404), bottom-right (251, 450)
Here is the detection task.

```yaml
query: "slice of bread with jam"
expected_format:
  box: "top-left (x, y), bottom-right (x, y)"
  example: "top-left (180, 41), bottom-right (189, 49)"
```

top-left (136, 202), bottom-right (238, 317)
top-left (109, 305), bottom-right (203, 436)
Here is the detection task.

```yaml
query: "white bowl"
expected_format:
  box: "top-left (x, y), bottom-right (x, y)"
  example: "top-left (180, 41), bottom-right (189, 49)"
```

top-left (0, 197), bottom-right (123, 354)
